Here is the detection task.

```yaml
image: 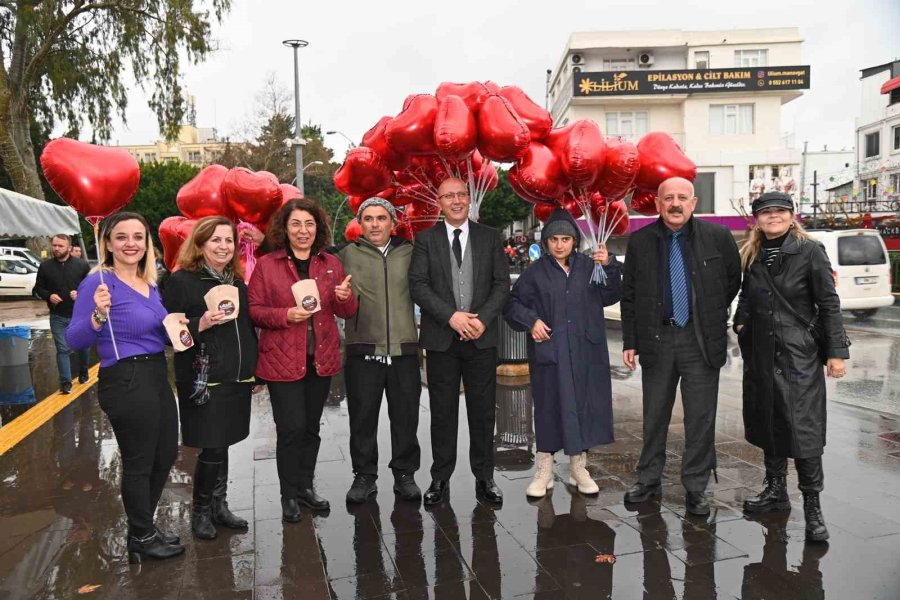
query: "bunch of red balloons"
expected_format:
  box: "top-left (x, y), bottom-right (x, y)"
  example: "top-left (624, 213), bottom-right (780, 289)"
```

top-left (159, 165), bottom-right (302, 271)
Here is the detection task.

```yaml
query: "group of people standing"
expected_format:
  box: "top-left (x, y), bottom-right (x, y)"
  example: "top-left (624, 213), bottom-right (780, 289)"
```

top-left (52, 173), bottom-right (847, 565)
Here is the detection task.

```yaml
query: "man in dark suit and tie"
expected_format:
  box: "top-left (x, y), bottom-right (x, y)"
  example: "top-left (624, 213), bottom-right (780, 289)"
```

top-left (409, 176), bottom-right (510, 506)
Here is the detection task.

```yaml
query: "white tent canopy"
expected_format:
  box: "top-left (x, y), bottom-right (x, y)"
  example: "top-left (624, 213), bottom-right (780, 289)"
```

top-left (0, 187), bottom-right (80, 239)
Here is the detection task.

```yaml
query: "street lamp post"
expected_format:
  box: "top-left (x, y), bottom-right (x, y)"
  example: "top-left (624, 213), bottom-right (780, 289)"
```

top-left (290, 161), bottom-right (324, 187)
top-left (282, 39), bottom-right (309, 194)
top-left (325, 130), bottom-right (357, 149)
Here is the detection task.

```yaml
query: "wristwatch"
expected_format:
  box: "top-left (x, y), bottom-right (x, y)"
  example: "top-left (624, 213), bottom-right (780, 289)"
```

top-left (92, 307), bottom-right (109, 324)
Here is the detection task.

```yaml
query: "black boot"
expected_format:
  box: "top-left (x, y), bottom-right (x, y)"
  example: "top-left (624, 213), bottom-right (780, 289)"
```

top-left (127, 531), bottom-right (184, 564)
top-left (743, 476), bottom-right (790, 513)
top-left (211, 456), bottom-right (248, 530)
top-left (803, 492), bottom-right (829, 542)
top-left (192, 459), bottom-right (220, 540)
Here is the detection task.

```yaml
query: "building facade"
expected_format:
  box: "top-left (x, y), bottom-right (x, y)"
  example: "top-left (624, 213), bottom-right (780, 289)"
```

top-left (855, 61), bottom-right (900, 216)
top-left (547, 28), bottom-right (808, 221)
top-left (118, 125), bottom-right (228, 166)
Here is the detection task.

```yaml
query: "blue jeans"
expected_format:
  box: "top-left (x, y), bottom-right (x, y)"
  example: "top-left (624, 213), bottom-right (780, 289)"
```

top-left (49, 314), bottom-right (89, 384)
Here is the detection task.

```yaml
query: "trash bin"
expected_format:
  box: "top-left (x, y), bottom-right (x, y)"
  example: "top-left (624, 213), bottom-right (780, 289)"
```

top-left (494, 379), bottom-right (534, 471)
top-left (0, 326), bottom-right (30, 367)
top-left (0, 364), bottom-right (35, 405)
top-left (497, 274), bottom-right (527, 364)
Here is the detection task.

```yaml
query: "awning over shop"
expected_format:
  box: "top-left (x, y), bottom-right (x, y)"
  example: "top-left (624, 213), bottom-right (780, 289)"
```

top-left (0, 187), bottom-right (80, 238)
top-left (880, 75), bottom-right (900, 95)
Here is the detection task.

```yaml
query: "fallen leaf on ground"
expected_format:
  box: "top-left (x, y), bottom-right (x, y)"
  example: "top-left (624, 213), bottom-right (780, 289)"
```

top-left (595, 554), bottom-right (616, 564)
top-left (77, 584), bottom-right (102, 594)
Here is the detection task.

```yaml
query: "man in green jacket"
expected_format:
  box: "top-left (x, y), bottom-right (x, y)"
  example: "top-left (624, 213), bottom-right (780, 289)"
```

top-left (332, 197), bottom-right (422, 503)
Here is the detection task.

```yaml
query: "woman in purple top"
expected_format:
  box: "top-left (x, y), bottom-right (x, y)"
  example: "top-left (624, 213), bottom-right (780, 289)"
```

top-left (67, 212), bottom-right (184, 564)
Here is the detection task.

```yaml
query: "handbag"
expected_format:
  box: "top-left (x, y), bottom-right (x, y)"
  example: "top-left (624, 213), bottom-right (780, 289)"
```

top-left (759, 266), bottom-right (832, 365)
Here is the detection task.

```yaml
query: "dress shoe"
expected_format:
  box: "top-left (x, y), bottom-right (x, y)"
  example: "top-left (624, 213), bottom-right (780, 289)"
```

top-left (60, 381), bottom-right (72, 394)
top-left (624, 482), bottom-right (661, 503)
top-left (685, 491), bottom-right (710, 516)
top-left (743, 476), bottom-right (790, 513)
top-left (475, 478), bottom-right (503, 505)
top-left (281, 497), bottom-right (302, 523)
top-left (423, 480), bottom-right (449, 506)
top-left (346, 474), bottom-right (378, 504)
top-left (78, 371), bottom-right (90, 384)
top-left (393, 473), bottom-right (421, 502)
top-left (803, 492), bottom-right (829, 542)
top-left (127, 532), bottom-right (184, 564)
top-left (297, 487), bottom-right (330, 511)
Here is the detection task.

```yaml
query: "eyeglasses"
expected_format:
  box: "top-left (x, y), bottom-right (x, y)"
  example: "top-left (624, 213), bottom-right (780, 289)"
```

top-left (438, 191), bottom-right (470, 201)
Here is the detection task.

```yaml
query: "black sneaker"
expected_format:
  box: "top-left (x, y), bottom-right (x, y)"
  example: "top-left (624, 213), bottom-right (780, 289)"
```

top-left (78, 372), bottom-right (89, 384)
top-left (393, 473), bottom-right (422, 502)
top-left (60, 381), bottom-right (73, 395)
top-left (345, 474), bottom-right (377, 504)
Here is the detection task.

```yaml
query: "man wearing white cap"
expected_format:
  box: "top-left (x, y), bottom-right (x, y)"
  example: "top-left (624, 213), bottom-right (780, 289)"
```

top-left (331, 197), bottom-right (422, 503)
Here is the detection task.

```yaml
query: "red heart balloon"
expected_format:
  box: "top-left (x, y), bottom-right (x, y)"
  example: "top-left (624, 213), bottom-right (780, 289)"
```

top-left (158, 216), bottom-right (197, 271)
top-left (435, 81), bottom-right (492, 113)
top-left (434, 95), bottom-right (477, 161)
top-left (560, 120), bottom-right (607, 189)
top-left (386, 94), bottom-right (439, 156)
top-left (279, 183), bottom-right (303, 204)
top-left (589, 192), bottom-right (607, 222)
top-left (498, 86), bottom-right (553, 142)
top-left (509, 142), bottom-right (568, 201)
top-left (544, 123), bottom-right (575, 155)
top-left (483, 81), bottom-right (501, 94)
top-left (635, 132), bottom-right (697, 191)
top-left (222, 168), bottom-right (283, 226)
top-left (40, 138), bottom-right (140, 222)
top-left (630, 188), bottom-right (659, 216)
top-left (405, 199), bottom-right (441, 233)
top-left (177, 164), bottom-right (230, 219)
top-left (333, 147), bottom-right (392, 196)
top-left (562, 197), bottom-right (583, 219)
top-left (607, 200), bottom-right (630, 236)
top-left (508, 165), bottom-right (548, 204)
top-left (476, 162), bottom-right (499, 193)
top-left (362, 116), bottom-right (409, 171)
top-left (393, 183), bottom-right (430, 207)
top-left (533, 202), bottom-right (556, 223)
top-left (344, 218), bottom-right (363, 242)
top-left (594, 138), bottom-right (640, 201)
top-left (477, 95), bottom-right (530, 163)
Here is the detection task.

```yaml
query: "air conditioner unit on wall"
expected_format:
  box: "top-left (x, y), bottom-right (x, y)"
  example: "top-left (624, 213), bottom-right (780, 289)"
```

top-left (638, 52), bottom-right (654, 67)
top-left (570, 53), bottom-right (583, 67)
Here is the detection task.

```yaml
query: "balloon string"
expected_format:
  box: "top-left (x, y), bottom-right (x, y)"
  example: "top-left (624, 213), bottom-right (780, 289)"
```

top-left (575, 189), bottom-right (605, 286)
top-left (93, 221), bottom-right (120, 361)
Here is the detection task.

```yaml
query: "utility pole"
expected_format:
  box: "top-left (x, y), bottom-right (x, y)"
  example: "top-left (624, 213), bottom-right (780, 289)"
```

top-left (812, 170), bottom-right (819, 229)
top-left (545, 69), bottom-right (552, 110)
top-left (800, 140), bottom-right (808, 214)
top-left (283, 39), bottom-right (308, 194)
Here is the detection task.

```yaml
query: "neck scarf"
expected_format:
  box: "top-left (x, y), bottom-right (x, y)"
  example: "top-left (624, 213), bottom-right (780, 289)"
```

top-left (202, 262), bottom-right (235, 285)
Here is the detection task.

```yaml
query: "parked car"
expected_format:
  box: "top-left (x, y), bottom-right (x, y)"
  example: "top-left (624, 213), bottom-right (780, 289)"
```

top-left (0, 246), bottom-right (42, 269)
top-left (0, 256), bottom-right (37, 297)
top-left (805, 229), bottom-right (894, 320)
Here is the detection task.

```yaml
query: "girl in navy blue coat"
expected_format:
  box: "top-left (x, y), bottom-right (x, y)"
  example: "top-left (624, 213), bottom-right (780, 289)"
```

top-left (504, 208), bottom-right (622, 498)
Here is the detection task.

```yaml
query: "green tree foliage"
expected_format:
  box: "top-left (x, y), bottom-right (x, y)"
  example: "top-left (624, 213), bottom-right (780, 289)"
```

top-left (478, 170), bottom-right (530, 230)
top-left (0, 0), bottom-right (231, 199)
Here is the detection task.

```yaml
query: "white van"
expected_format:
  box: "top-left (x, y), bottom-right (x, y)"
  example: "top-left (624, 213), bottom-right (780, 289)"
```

top-left (805, 229), bottom-right (894, 319)
top-left (0, 246), bottom-right (42, 269)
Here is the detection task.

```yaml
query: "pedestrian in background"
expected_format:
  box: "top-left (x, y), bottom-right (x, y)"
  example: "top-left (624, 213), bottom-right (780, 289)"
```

top-left (249, 198), bottom-right (357, 523)
top-left (34, 233), bottom-right (90, 393)
top-left (161, 215), bottom-right (258, 541)
top-left (66, 212), bottom-right (183, 563)
top-left (504, 208), bottom-right (622, 498)
top-left (734, 191), bottom-right (850, 542)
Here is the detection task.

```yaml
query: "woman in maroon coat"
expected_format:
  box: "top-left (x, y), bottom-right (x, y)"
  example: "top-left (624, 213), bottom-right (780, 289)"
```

top-left (248, 198), bottom-right (357, 522)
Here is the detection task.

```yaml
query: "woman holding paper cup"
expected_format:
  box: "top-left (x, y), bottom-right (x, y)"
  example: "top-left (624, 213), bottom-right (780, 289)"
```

top-left (248, 198), bottom-right (357, 522)
top-left (66, 211), bottom-right (184, 564)
top-left (161, 215), bottom-right (258, 541)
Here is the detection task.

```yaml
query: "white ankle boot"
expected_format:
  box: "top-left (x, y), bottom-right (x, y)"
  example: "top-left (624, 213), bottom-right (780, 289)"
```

top-left (526, 452), bottom-right (555, 498)
top-left (568, 453), bottom-right (599, 494)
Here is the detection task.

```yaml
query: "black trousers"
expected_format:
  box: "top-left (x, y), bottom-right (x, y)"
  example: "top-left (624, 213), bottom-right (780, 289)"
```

top-left (97, 354), bottom-right (178, 537)
top-left (346, 354), bottom-right (421, 478)
top-left (764, 453), bottom-right (824, 492)
top-left (267, 357), bottom-right (331, 498)
top-left (637, 324), bottom-right (720, 492)
top-left (426, 339), bottom-right (497, 480)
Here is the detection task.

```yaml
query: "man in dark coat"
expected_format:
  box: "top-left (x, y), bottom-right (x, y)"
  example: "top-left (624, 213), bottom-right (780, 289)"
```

top-left (621, 177), bottom-right (742, 515)
top-left (408, 176), bottom-right (510, 506)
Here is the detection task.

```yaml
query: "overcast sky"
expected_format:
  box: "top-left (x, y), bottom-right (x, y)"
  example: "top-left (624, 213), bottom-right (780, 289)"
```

top-left (108, 0), bottom-right (900, 158)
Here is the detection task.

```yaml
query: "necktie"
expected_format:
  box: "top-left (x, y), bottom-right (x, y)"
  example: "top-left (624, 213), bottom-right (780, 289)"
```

top-left (669, 231), bottom-right (690, 327)
top-left (452, 229), bottom-right (463, 267)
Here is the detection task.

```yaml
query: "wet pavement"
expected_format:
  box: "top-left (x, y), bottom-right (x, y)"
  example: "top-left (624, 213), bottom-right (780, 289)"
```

top-left (2, 323), bottom-right (900, 599)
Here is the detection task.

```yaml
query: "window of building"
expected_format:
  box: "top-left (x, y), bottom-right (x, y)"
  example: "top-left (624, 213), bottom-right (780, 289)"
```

top-left (143, 153), bottom-right (156, 162)
top-left (695, 51), bottom-right (710, 70)
top-left (864, 131), bottom-right (880, 158)
top-left (187, 151), bottom-right (202, 163)
top-left (605, 111), bottom-right (648, 138)
top-left (891, 88), bottom-right (900, 106)
top-left (694, 172), bottom-right (715, 213)
top-left (709, 104), bottom-right (754, 135)
top-left (865, 179), bottom-right (878, 201)
top-left (890, 173), bottom-right (900, 194)
top-left (603, 59), bottom-right (635, 71)
top-left (893, 125), bottom-right (900, 152)
top-left (734, 49), bottom-right (767, 67)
